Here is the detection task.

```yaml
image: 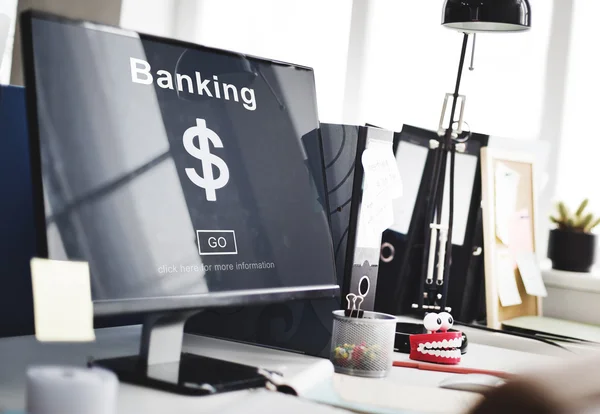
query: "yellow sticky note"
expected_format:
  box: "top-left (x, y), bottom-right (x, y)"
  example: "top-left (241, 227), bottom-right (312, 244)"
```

top-left (30, 258), bottom-right (96, 342)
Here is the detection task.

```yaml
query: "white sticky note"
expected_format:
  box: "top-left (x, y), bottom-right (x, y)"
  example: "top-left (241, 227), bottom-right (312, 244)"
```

top-left (30, 258), bottom-right (96, 342)
top-left (496, 249), bottom-right (522, 307)
top-left (494, 163), bottom-right (520, 245)
top-left (516, 252), bottom-right (548, 297)
top-left (356, 140), bottom-right (400, 248)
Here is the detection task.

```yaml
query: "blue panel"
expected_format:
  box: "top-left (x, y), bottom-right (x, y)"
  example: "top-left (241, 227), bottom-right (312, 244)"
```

top-left (0, 85), bottom-right (36, 337)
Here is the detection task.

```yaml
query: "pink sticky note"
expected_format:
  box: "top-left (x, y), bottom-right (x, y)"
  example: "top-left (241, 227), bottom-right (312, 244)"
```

top-left (508, 209), bottom-right (534, 257)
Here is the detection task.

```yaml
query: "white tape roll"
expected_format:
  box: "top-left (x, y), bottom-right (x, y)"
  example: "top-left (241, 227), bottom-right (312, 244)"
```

top-left (26, 366), bottom-right (118, 414)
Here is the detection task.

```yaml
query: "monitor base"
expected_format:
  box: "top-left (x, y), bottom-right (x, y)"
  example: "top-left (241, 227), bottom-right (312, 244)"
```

top-left (90, 311), bottom-right (267, 396)
top-left (92, 352), bottom-right (266, 396)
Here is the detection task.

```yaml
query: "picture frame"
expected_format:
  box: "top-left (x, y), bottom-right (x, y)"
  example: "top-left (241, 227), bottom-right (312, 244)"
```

top-left (480, 147), bottom-right (541, 329)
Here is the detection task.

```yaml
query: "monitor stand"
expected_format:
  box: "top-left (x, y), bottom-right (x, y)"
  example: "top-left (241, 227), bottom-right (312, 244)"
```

top-left (91, 311), bottom-right (267, 396)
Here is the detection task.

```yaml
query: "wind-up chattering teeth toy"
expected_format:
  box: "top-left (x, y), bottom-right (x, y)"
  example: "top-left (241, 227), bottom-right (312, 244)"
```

top-left (409, 312), bottom-right (462, 365)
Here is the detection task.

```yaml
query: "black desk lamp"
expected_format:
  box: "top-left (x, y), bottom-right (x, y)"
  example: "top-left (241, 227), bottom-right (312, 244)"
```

top-left (442, 0), bottom-right (531, 32)
top-left (413, 0), bottom-right (531, 314)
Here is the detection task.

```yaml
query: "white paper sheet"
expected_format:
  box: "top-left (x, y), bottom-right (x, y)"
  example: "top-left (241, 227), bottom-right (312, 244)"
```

top-left (494, 163), bottom-right (520, 245)
top-left (361, 140), bottom-right (403, 201)
top-left (356, 139), bottom-right (401, 248)
top-left (496, 248), bottom-right (522, 307)
top-left (331, 374), bottom-right (482, 414)
top-left (219, 390), bottom-right (352, 414)
top-left (390, 141), bottom-right (429, 235)
top-left (30, 258), bottom-right (96, 342)
top-left (516, 252), bottom-right (548, 297)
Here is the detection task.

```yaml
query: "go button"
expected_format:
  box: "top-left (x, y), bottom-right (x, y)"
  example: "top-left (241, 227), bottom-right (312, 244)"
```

top-left (196, 230), bottom-right (238, 255)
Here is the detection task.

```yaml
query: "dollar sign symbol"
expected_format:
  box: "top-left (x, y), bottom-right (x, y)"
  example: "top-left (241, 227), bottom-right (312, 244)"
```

top-left (183, 118), bottom-right (230, 201)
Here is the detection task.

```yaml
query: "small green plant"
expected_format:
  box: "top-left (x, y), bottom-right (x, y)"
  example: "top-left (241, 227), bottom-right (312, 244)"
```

top-left (550, 199), bottom-right (600, 233)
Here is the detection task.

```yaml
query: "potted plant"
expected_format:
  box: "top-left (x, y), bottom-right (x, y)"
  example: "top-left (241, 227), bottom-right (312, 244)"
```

top-left (548, 199), bottom-right (600, 272)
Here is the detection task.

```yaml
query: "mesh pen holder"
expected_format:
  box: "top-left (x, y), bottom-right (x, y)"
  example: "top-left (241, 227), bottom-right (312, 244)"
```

top-left (330, 310), bottom-right (396, 378)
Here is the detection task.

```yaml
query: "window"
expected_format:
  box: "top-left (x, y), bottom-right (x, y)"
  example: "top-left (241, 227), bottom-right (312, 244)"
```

top-left (556, 0), bottom-right (600, 212)
top-left (120, 0), bottom-right (354, 123)
top-left (354, 0), bottom-right (554, 140)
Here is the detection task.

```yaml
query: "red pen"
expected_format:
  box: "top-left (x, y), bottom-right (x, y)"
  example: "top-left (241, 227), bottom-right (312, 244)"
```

top-left (392, 360), bottom-right (513, 379)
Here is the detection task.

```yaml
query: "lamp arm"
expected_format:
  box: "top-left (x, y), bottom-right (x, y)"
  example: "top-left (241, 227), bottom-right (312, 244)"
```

top-left (438, 32), bottom-right (470, 309)
top-left (418, 33), bottom-right (469, 312)
top-left (401, 33), bottom-right (471, 314)
top-left (446, 33), bottom-right (470, 142)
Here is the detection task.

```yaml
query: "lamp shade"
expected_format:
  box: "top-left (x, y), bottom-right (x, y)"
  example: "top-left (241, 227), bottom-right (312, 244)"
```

top-left (442, 0), bottom-right (531, 32)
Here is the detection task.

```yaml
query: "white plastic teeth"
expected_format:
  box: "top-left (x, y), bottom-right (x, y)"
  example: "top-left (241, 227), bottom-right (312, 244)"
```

top-left (416, 347), bottom-right (461, 359)
top-left (416, 338), bottom-right (462, 350)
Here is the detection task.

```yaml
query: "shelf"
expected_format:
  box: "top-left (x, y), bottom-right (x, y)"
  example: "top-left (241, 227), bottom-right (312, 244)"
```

top-left (542, 268), bottom-right (600, 294)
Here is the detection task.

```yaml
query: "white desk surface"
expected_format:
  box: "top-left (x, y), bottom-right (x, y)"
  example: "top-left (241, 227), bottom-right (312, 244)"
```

top-left (0, 325), bottom-right (331, 413)
top-left (397, 315), bottom-right (600, 357)
top-left (0, 324), bottom-right (565, 414)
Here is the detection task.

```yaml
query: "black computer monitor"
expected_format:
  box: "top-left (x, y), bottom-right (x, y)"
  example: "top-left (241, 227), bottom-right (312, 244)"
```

top-left (20, 10), bottom-right (338, 395)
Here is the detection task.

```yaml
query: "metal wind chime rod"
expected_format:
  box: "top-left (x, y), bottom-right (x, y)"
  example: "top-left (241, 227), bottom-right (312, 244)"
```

top-left (418, 33), bottom-right (470, 312)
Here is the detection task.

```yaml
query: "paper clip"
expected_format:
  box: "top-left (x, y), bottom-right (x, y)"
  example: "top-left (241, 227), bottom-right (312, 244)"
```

top-left (257, 368), bottom-right (297, 395)
top-left (345, 293), bottom-right (364, 318)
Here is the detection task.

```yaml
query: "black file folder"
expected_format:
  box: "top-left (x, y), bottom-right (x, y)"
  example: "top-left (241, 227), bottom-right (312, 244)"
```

top-left (375, 125), bottom-right (489, 323)
top-left (323, 124), bottom-right (395, 311)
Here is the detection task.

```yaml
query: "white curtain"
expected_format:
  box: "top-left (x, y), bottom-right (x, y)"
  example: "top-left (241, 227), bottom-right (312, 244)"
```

top-left (0, 0), bottom-right (17, 84)
top-left (555, 0), bottom-right (600, 213)
top-left (120, 0), bottom-right (354, 123)
top-left (355, 0), bottom-right (554, 138)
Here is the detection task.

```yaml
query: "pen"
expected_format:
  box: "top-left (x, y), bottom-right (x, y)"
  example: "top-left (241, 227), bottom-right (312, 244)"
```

top-left (392, 360), bottom-right (513, 379)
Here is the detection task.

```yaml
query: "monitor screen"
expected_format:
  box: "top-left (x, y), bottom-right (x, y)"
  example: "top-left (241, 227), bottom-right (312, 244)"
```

top-left (22, 12), bottom-right (337, 315)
